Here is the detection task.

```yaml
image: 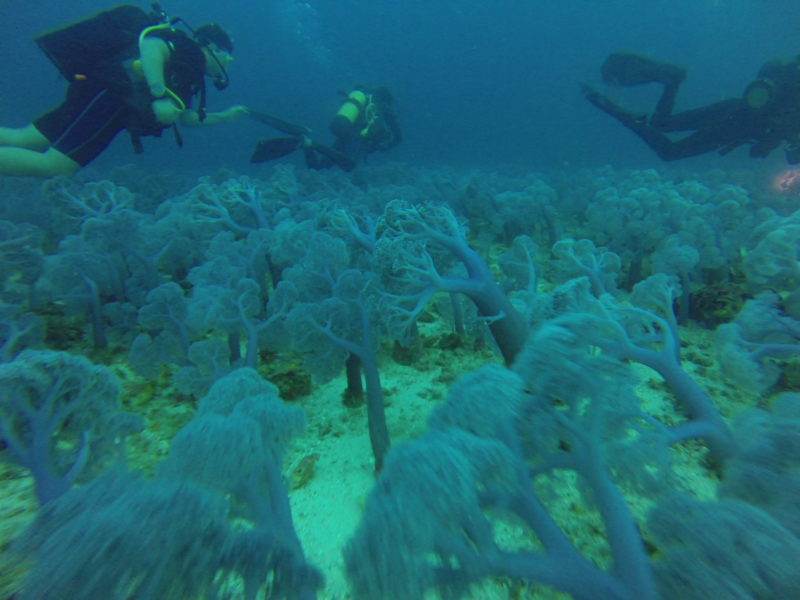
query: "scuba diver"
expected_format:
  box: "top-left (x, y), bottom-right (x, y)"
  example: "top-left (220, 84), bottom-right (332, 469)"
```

top-left (582, 52), bottom-right (800, 164)
top-left (0, 3), bottom-right (247, 178)
top-left (250, 86), bottom-right (402, 172)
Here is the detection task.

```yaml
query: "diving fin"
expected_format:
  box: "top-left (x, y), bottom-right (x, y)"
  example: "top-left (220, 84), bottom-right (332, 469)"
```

top-left (601, 52), bottom-right (687, 87)
top-left (582, 83), bottom-right (650, 133)
top-left (248, 110), bottom-right (311, 136)
top-left (250, 137), bottom-right (302, 163)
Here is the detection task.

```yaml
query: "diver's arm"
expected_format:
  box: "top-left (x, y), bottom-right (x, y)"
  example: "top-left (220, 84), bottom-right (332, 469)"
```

top-left (140, 36), bottom-right (182, 126)
top-left (138, 37), bottom-right (171, 99)
top-left (151, 98), bottom-right (182, 126)
top-left (179, 105), bottom-right (249, 127)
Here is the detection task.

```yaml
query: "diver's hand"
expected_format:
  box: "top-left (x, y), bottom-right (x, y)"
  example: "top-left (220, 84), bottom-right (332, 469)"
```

top-left (149, 83), bottom-right (166, 98)
top-left (221, 105), bottom-right (249, 121)
top-left (152, 98), bottom-right (182, 125)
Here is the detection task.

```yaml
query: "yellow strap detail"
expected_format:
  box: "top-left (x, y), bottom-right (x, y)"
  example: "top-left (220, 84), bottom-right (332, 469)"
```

top-left (138, 24), bottom-right (186, 112)
top-left (138, 23), bottom-right (173, 46)
top-left (165, 88), bottom-right (186, 112)
top-left (360, 95), bottom-right (378, 137)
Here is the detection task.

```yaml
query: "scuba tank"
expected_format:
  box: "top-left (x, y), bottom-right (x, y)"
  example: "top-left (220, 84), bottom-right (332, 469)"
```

top-left (337, 91), bottom-right (367, 121)
top-left (744, 56), bottom-right (800, 112)
top-left (331, 89), bottom-right (379, 139)
top-left (744, 78), bottom-right (776, 110)
top-left (331, 90), bottom-right (368, 138)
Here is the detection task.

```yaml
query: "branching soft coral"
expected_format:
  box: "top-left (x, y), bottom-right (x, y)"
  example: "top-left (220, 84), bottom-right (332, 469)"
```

top-left (280, 231), bottom-right (390, 469)
top-left (552, 238), bottom-right (621, 297)
top-left (0, 350), bottom-right (141, 505)
top-left (716, 292), bottom-right (800, 394)
top-left (346, 322), bottom-right (665, 600)
top-left (561, 293), bottom-right (736, 465)
top-left (373, 199), bottom-right (528, 364)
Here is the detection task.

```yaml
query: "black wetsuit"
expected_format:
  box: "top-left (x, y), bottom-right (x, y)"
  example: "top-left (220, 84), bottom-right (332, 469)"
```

top-left (304, 88), bottom-right (402, 172)
top-left (34, 24), bottom-right (206, 166)
top-left (587, 56), bottom-right (800, 164)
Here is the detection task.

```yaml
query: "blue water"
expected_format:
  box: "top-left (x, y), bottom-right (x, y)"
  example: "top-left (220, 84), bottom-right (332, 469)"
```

top-left (1, 0), bottom-right (799, 174)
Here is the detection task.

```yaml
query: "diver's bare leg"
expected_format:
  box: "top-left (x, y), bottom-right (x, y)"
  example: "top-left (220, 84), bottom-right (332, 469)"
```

top-left (0, 124), bottom-right (51, 151)
top-left (0, 146), bottom-right (80, 178)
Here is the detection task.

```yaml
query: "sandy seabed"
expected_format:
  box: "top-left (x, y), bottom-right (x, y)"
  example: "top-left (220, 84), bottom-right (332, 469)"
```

top-left (0, 321), bottom-right (737, 600)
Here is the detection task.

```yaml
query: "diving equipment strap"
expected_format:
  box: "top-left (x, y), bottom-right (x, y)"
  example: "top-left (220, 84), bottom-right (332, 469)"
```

top-left (138, 24), bottom-right (187, 112)
top-left (360, 94), bottom-right (378, 137)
